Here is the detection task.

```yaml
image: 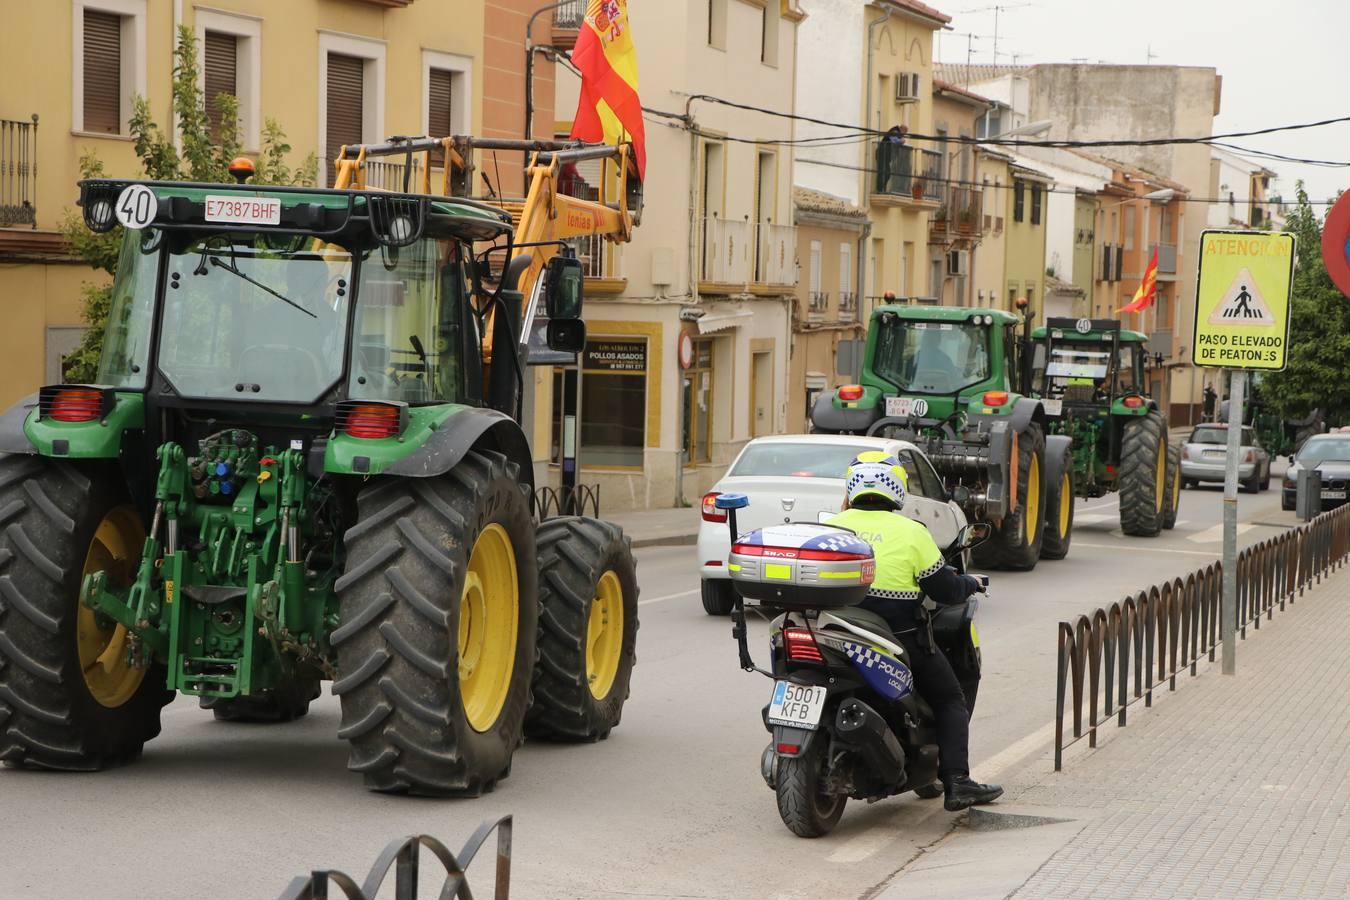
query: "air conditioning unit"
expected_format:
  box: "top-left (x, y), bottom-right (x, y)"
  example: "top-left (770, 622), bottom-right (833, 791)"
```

top-left (947, 249), bottom-right (968, 276)
top-left (895, 72), bottom-right (920, 103)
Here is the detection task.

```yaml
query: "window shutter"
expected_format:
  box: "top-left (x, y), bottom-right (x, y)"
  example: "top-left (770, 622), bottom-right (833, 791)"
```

top-left (427, 68), bottom-right (454, 167)
top-left (83, 10), bottom-right (122, 134)
top-left (326, 53), bottom-right (365, 186)
top-left (204, 31), bottom-right (238, 141)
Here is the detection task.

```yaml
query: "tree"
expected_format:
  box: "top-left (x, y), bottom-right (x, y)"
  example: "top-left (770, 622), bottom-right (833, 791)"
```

top-left (1257, 182), bottom-right (1350, 425)
top-left (61, 26), bottom-right (316, 383)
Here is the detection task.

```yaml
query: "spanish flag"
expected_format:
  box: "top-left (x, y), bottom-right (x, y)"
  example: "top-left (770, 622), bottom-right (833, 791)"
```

top-left (569, 0), bottom-right (647, 180)
top-left (1119, 245), bottom-right (1159, 314)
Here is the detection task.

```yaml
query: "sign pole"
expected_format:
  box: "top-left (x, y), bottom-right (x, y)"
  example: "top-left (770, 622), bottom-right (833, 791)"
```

top-left (1220, 369), bottom-right (1245, 675)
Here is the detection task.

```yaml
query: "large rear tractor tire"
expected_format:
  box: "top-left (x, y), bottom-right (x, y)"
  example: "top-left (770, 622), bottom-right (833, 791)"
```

top-left (525, 517), bottom-right (639, 742)
top-left (0, 457), bottom-right (171, 771)
top-left (1040, 442), bottom-right (1075, 561)
top-left (1163, 445), bottom-right (1182, 530)
top-left (973, 424), bottom-right (1046, 571)
top-left (201, 679), bottom-right (320, 723)
top-left (776, 738), bottom-right (846, 838)
top-left (333, 450), bottom-right (537, 796)
top-left (1120, 410), bottom-right (1168, 537)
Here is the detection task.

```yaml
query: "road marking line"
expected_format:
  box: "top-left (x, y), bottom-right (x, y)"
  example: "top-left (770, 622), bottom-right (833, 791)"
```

top-left (1080, 498), bottom-right (1120, 512)
top-left (827, 829), bottom-right (905, 864)
top-left (1187, 522), bottom-right (1255, 543)
top-left (1073, 513), bottom-right (1115, 526)
top-left (638, 588), bottom-right (699, 606)
top-left (1074, 541), bottom-right (1218, 557)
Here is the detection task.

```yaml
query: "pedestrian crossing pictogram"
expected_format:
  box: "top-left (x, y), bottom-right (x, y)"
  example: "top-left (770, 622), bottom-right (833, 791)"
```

top-left (1208, 267), bottom-right (1275, 326)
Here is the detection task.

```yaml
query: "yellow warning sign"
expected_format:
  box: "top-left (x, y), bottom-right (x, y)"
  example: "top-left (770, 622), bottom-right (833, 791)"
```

top-left (1193, 230), bottom-right (1295, 370)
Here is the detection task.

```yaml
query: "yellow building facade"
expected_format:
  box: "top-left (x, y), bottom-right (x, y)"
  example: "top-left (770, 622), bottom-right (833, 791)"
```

top-left (0, 0), bottom-right (490, 410)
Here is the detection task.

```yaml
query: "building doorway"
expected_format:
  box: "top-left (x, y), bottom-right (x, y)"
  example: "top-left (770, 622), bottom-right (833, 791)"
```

top-left (751, 350), bottom-right (773, 437)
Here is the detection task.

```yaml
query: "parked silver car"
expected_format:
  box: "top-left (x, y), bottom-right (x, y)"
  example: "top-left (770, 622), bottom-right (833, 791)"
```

top-left (1180, 424), bottom-right (1270, 493)
top-left (1282, 433), bottom-right (1350, 512)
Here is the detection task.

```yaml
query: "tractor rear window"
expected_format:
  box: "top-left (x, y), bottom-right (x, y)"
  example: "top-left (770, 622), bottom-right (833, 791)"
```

top-left (872, 319), bottom-right (990, 395)
top-left (158, 235), bottom-right (353, 403)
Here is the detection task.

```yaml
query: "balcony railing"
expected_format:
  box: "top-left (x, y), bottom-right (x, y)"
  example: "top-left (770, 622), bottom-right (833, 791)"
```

top-left (839, 291), bottom-right (858, 322)
top-left (808, 291), bottom-right (830, 311)
top-left (554, 0), bottom-right (585, 27)
top-left (930, 187), bottom-right (983, 241)
top-left (702, 216), bottom-right (797, 286)
top-left (1154, 242), bottom-right (1177, 275)
top-left (568, 232), bottom-right (623, 281)
top-left (1, 115), bottom-right (38, 228)
top-left (873, 142), bottom-right (942, 201)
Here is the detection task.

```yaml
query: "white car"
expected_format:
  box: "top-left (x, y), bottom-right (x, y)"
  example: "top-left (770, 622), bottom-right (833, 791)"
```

top-left (697, 434), bottom-right (969, 615)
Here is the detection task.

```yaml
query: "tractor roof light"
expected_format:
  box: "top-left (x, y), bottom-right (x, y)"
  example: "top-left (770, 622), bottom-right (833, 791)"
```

top-left (227, 157), bottom-right (256, 183)
top-left (38, 385), bottom-right (113, 423)
top-left (838, 384), bottom-right (864, 401)
top-left (336, 400), bottom-right (409, 440)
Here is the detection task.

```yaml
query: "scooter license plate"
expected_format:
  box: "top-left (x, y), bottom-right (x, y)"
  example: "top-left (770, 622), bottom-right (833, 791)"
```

top-left (767, 681), bottom-right (828, 730)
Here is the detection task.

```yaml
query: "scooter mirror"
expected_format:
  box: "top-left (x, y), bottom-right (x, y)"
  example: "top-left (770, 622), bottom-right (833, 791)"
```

top-left (957, 522), bottom-right (992, 549)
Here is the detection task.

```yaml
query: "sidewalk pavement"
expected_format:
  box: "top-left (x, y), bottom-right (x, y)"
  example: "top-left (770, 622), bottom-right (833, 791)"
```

top-left (877, 565), bottom-right (1350, 899)
top-left (603, 506), bottom-right (702, 549)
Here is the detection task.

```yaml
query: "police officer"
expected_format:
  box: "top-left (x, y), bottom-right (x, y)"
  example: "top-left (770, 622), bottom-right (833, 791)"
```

top-left (828, 451), bottom-right (1003, 812)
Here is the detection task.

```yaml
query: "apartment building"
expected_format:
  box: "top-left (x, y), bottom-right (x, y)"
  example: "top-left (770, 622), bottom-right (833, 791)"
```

top-left (549, 0), bottom-right (804, 510)
top-left (0, 0), bottom-right (554, 413)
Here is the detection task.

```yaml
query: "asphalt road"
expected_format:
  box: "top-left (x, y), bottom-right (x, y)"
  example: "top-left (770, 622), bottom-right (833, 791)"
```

top-left (0, 472), bottom-right (1297, 900)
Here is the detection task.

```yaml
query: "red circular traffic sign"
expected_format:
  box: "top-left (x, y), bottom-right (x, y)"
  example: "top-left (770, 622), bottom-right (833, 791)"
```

top-left (678, 332), bottom-right (693, 369)
top-left (1322, 190), bottom-right (1350, 298)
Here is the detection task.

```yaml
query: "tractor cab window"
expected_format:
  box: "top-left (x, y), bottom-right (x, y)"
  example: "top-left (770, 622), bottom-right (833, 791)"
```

top-left (873, 318), bottom-right (990, 395)
top-left (97, 227), bottom-right (162, 389)
top-left (1116, 344), bottom-right (1144, 393)
top-left (350, 237), bottom-right (476, 406)
top-left (1039, 343), bottom-right (1110, 401)
top-left (158, 234), bottom-right (353, 403)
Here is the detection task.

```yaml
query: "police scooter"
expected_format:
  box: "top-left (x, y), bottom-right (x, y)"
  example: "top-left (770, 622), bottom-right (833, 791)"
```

top-left (714, 493), bottom-right (989, 838)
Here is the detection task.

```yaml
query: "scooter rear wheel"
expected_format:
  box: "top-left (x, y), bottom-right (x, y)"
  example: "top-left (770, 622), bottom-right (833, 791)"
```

top-left (776, 739), bottom-right (846, 837)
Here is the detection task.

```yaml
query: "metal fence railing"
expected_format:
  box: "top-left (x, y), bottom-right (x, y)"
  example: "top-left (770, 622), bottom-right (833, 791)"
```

top-left (553, 0), bottom-right (584, 27)
top-left (532, 484), bottom-right (601, 520)
top-left (1054, 503), bottom-right (1350, 770)
top-left (1, 114), bottom-right (38, 228)
top-left (279, 816), bottom-right (512, 900)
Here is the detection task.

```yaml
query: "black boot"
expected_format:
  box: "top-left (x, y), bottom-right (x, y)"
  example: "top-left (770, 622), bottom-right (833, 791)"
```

top-left (943, 774), bottom-right (1003, 811)
top-left (913, 780), bottom-right (944, 799)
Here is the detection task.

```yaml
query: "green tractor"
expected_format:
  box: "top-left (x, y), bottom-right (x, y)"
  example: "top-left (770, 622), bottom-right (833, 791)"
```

top-left (0, 137), bottom-right (643, 795)
top-left (1027, 317), bottom-right (1179, 538)
top-left (811, 304), bottom-right (1067, 570)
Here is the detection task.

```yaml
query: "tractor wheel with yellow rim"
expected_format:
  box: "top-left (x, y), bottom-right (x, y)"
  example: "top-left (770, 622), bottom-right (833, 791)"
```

top-left (973, 423), bottom-right (1047, 571)
top-left (1119, 409), bottom-right (1168, 537)
top-left (526, 517), bottom-right (639, 742)
top-left (333, 450), bottom-right (537, 796)
top-left (1162, 444), bottom-right (1181, 530)
top-left (1040, 439), bottom-right (1075, 560)
top-left (0, 457), bottom-right (170, 771)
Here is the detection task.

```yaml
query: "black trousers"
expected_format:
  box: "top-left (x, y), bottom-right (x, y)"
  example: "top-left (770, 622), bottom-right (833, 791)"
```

top-left (861, 600), bottom-right (971, 780)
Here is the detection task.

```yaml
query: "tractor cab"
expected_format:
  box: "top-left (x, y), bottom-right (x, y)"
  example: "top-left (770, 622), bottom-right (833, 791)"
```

top-left (1031, 318), bottom-right (1149, 413)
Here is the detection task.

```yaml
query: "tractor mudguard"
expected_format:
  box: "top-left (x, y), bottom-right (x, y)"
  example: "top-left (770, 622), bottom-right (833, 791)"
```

top-left (381, 406), bottom-right (535, 487)
top-left (984, 420), bottom-right (1012, 518)
top-left (0, 393), bottom-right (37, 454)
top-left (1006, 397), bottom-right (1044, 434)
top-left (811, 390), bottom-right (881, 434)
top-left (1043, 434), bottom-right (1072, 483)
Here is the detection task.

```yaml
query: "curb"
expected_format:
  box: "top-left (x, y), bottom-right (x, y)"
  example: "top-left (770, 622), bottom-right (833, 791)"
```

top-left (628, 532), bottom-right (698, 550)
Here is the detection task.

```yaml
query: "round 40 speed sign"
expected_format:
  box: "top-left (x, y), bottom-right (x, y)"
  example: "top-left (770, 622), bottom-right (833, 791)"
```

top-left (114, 184), bottom-right (157, 229)
top-left (1322, 191), bottom-right (1350, 299)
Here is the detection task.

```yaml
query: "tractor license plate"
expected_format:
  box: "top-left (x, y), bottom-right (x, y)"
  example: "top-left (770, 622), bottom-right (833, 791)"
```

top-left (886, 397), bottom-right (928, 418)
top-left (204, 195), bottom-right (282, 226)
top-left (1040, 399), bottom-right (1063, 416)
top-left (1322, 490), bottom-right (1346, 500)
top-left (768, 681), bottom-right (828, 730)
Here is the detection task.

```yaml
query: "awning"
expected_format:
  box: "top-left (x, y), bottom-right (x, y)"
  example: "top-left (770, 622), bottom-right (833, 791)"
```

top-left (696, 308), bottom-right (754, 335)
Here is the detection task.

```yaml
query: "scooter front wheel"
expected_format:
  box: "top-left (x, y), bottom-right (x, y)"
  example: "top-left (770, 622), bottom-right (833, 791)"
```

top-left (776, 739), bottom-right (846, 837)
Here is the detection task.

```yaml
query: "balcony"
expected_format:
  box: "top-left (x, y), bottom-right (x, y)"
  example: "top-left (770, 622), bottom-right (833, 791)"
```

top-left (568, 232), bottom-right (626, 293)
top-left (807, 291), bottom-right (829, 323)
top-left (701, 216), bottom-right (797, 290)
top-left (838, 291), bottom-right (858, 323)
top-left (873, 142), bottom-right (942, 207)
top-left (552, 0), bottom-right (584, 49)
top-left (930, 187), bottom-right (983, 243)
top-left (1153, 242), bottom-right (1177, 277)
top-left (0, 115), bottom-right (38, 228)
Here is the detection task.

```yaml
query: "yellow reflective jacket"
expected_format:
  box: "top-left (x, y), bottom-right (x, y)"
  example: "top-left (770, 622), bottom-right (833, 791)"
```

top-left (825, 508), bottom-right (944, 600)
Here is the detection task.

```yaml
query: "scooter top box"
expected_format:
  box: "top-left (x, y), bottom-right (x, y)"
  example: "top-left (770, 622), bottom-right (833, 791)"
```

top-left (728, 523), bottom-right (875, 609)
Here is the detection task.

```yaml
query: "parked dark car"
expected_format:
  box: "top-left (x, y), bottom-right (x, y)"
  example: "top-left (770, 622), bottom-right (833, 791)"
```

top-left (1282, 433), bottom-right (1350, 512)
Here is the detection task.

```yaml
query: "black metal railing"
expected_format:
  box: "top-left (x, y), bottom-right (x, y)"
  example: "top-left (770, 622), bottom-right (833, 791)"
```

top-left (1055, 503), bottom-right (1350, 770)
top-left (1, 115), bottom-right (38, 228)
top-left (279, 816), bottom-right (513, 900)
top-left (873, 142), bottom-right (941, 200)
top-left (532, 484), bottom-right (601, 520)
top-left (553, 0), bottom-right (585, 27)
